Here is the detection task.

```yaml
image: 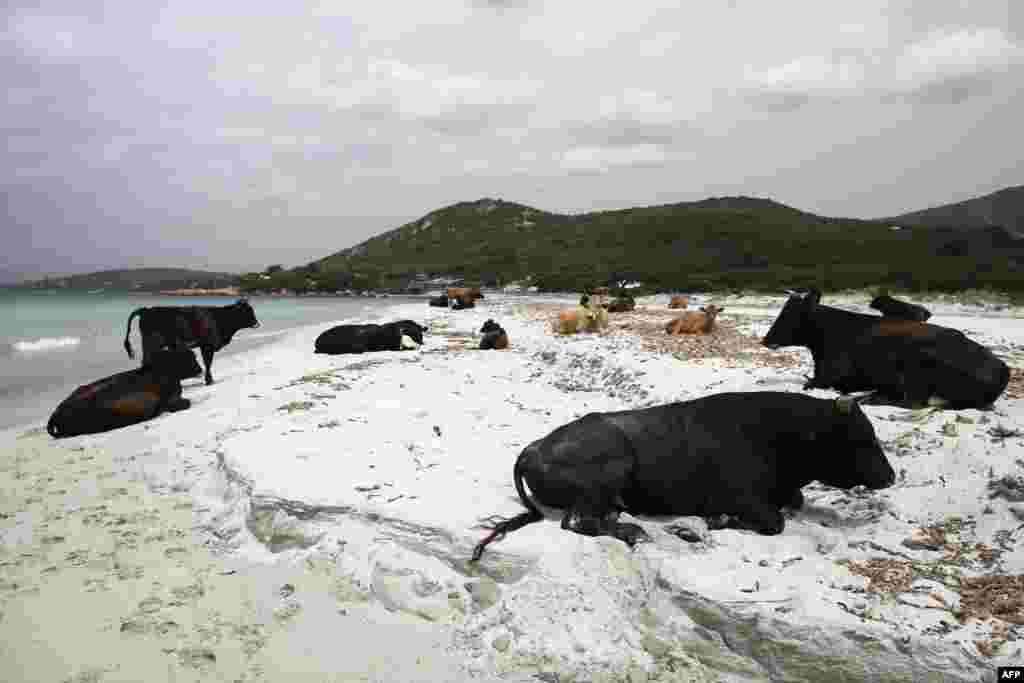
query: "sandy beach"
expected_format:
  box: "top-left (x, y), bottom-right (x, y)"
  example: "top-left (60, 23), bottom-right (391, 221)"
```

top-left (3, 292), bottom-right (1024, 682)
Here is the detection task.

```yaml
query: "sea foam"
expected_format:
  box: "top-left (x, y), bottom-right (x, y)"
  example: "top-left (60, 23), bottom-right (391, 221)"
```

top-left (11, 336), bottom-right (81, 353)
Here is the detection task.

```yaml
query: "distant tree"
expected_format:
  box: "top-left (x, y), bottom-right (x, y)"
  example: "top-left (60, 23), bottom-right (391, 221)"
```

top-left (265, 264), bottom-right (284, 274)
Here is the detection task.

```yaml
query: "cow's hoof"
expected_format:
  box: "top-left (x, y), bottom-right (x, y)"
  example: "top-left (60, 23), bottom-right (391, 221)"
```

top-left (705, 514), bottom-right (733, 531)
top-left (616, 522), bottom-right (650, 547)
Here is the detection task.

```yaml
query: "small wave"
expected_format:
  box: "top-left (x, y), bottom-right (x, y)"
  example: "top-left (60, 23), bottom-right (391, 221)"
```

top-left (11, 336), bottom-right (82, 353)
top-left (244, 329), bottom-right (289, 341)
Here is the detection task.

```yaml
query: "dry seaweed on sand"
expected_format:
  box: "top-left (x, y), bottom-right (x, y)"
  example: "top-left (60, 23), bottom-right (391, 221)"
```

top-left (520, 303), bottom-right (801, 368)
top-left (957, 575), bottom-right (1024, 625)
top-left (1005, 367), bottom-right (1024, 400)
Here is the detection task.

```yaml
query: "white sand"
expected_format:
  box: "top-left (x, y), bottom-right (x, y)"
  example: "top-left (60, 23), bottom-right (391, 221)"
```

top-left (2, 292), bottom-right (1023, 682)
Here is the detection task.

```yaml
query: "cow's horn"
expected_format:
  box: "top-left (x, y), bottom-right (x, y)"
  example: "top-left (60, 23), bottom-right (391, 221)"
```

top-left (835, 396), bottom-right (857, 414)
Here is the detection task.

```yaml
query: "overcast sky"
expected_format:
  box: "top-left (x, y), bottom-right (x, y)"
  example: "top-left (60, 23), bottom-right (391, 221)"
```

top-left (3, 0), bottom-right (1022, 280)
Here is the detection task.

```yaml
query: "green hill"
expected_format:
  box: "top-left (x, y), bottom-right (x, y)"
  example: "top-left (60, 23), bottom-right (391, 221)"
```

top-left (885, 185), bottom-right (1024, 237)
top-left (241, 193), bottom-right (1024, 296)
top-left (13, 268), bottom-right (240, 292)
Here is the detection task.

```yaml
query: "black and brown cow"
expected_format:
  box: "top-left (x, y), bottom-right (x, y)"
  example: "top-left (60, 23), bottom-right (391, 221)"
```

top-left (47, 349), bottom-right (203, 438)
top-left (123, 298), bottom-right (259, 385)
top-left (479, 319), bottom-right (509, 350)
top-left (762, 289), bottom-right (1009, 408)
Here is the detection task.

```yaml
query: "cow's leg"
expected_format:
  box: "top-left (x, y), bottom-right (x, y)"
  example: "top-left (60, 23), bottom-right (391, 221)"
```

top-left (560, 493), bottom-right (650, 547)
top-left (200, 346), bottom-right (215, 385)
top-left (707, 496), bottom-right (785, 535)
top-left (165, 397), bottom-right (191, 412)
top-left (140, 333), bottom-right (162, 367)
top-left (729, 498), bottom-right (786, 535)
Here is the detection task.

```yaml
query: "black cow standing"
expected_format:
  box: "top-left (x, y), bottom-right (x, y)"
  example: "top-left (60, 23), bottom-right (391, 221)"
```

top-left (869, 293), bottom-right (932, 322)
top-left (471, 392), bottom-right (895, 561)
top-left (47, 348), bottom-right (203, 438)
top-left (123, 299), bottom-right (260, 385)
top-left (314, 320), bottom-right (426, 354)
top-left (762, 289), bottom-right (1008, 408)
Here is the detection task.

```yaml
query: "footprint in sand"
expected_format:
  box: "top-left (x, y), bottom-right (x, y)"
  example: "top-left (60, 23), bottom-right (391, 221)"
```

top-left (176, 646), bottom-right (217, 670)
top-left (232, 623), bottom-right (267, 656)
top-left (60, 666), bottom-right (111, 683)
top-left (114, 564), bottom-right (145, 581)
top-left (137, 596), bottom-right (164, 614)
top-left (273, 600), bottom-right (302, 622)
top-left (119, 615), bottom-right (152, 635)
top-left (164, 547), bottom-right (189, 561)
top-left (83, 578), bottom-right (109, 593)
top-left (170, 583), bottom-right (205, 602)
top-left (154, 620), bottom-right (181, 637)
top-left (40, 534), bottom-right (66, 545)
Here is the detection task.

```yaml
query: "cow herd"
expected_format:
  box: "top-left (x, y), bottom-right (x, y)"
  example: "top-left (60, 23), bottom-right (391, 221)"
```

top-left (471, 289), bottom-right (1011, 559)
top-left (48, 299), bottom-right (260, 438)
top-left (42, 290), bottom-right (1013, 567)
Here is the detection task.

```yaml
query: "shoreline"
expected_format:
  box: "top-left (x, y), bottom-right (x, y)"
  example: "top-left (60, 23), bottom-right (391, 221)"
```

top-left (3, 292), bottom-right (1024, 682)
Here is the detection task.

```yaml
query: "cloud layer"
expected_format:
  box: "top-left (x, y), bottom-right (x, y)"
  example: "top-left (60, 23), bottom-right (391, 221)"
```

top-left (2, 0), bottom-right (1022, 276)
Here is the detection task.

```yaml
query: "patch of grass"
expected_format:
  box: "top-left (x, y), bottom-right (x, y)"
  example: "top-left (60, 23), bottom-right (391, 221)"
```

top-left (278, 401), bottom-right (315, 413)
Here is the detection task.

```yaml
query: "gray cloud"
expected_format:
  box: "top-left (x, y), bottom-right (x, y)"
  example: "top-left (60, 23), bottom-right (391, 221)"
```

top-left (2, 1), bottom-right (1023, 279)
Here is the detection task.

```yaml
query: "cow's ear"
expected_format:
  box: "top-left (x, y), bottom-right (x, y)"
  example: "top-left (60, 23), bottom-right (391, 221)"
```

top-left (834, 396), bottom-right (857, 414)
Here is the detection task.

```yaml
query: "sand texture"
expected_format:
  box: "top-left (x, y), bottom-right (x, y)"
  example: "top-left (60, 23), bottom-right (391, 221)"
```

top-left (2, 290), bottom-right (1024, 682)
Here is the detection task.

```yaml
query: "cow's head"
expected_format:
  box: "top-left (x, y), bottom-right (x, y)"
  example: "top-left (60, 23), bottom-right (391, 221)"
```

top-left (761, 289), bottom-right (820, 349)
top-left (815, 397), bottom-right (895, 490)
top-left (700, 304), bottom-right (725, 316)
top-left (480, 319), bottom-right (502, 334)
top-left (233, 299), bottom-right (260, 328)
top-left (869, 294), bottom-right (891, 309)
top-left (149, 348), bottom-right (203, 380)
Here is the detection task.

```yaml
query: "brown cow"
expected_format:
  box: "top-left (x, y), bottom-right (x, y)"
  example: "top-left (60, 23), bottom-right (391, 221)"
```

top-left (446, 287), bottom-right (484, 302)
top-left (668, 295), bottom-right (690, 309)
top-left (665, 305), bottom-right (725, 335)
top-left (553, 305), bottom-right (609, 334)
top-left (606, 295), bottom-right (636, 313)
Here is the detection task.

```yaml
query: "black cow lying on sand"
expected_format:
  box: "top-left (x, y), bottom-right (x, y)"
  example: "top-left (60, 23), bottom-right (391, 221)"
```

top-left (471, 392), bottom-right (894, 560)
top-left (479, 320), bottom-right (509, 350)
top-left (762, 289), bottom-right (1008, 409)
top-left (314, 320), bottom-right (426, 355)
top-left (428, 295), bottom-right (449, 308)
top-left (869, 293), bottom-right (932, 322)
top-left (123, 298), bottom-right (259, 385)
top-left (47, 349), bottom-right (203, 438)
top-left (389, 320), bottom-right (428, 345)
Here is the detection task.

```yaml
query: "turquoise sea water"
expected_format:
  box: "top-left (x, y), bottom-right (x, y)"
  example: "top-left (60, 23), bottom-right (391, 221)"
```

top-left (0, 290), bottom-right (421, 431)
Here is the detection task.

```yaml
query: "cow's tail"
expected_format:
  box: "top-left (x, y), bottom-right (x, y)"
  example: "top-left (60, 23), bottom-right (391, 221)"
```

top-left (123, 308), bottom-right (143, 359)
top-left (470, 448), bottom-right (544, 562)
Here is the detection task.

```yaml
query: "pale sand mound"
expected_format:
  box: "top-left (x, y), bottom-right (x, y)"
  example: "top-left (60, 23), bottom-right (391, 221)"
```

top-left (0, 429), bottom-right (468, 683)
